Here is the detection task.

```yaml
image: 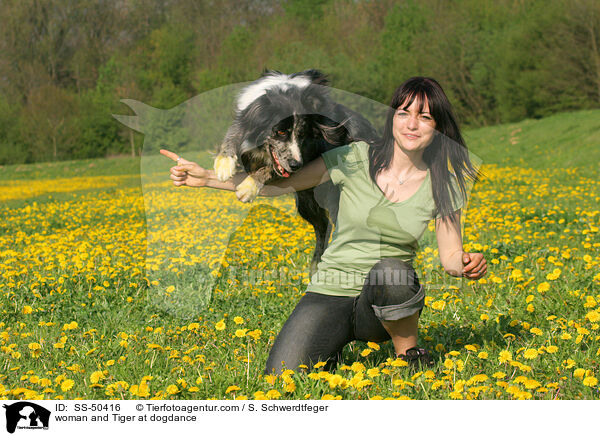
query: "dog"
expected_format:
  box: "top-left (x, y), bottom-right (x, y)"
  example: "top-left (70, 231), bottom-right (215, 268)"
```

top-left (213, 69), bottom-right (378, 273)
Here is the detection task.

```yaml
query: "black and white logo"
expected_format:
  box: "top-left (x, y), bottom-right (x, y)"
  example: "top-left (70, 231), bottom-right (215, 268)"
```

top-left (2, 402), bottom-right (51, 433)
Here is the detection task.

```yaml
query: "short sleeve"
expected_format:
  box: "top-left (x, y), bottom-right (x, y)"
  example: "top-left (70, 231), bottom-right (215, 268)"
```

top-left (321, 142), bottom-right (365, 186)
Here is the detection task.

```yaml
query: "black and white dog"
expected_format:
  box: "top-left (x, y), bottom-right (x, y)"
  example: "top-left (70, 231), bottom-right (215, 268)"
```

top-left (214, 69), bottom-right (378, 273)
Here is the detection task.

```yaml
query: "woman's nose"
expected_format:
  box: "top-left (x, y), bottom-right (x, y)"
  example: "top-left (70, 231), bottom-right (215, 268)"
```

top-left (407, 115), bottom-right (419, 129)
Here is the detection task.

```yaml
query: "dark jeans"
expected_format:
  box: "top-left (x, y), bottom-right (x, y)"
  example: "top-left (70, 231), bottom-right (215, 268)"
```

top-left (264, 258), bottom-right (424, 374)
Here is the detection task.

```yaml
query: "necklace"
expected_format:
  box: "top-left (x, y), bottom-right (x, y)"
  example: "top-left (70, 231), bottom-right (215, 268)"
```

top-left (395, 166), bottom-right (420, 185)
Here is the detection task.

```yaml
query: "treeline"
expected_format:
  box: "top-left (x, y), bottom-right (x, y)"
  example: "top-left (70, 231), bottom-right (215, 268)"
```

top-left (0, 0), bottom-right (598, 164)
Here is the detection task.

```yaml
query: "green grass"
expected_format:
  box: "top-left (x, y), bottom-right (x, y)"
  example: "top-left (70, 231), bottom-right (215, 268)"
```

top-left (0, 109), bottom-right (598, 400)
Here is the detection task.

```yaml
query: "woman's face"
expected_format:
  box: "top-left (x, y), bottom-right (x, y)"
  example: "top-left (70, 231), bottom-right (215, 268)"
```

top-left (392, 96), bottom-right (437, 155)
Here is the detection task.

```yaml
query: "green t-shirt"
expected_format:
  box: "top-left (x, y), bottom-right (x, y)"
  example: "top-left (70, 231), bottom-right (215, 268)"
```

top-left (305, 141), bottom-right (464, 297)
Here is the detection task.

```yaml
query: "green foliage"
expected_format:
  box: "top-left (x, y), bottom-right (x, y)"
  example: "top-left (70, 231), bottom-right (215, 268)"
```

top-left (282, 0), bottom-right (331, 21)
top-left (0, 0), bottom-right (598, 163)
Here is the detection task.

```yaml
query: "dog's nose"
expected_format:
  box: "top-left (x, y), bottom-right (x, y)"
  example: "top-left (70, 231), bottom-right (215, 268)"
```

top-left (289, 159), bottom-right (303, 171)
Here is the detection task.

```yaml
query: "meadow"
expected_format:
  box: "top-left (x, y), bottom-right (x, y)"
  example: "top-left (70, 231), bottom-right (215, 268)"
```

top-left (0, 109), bottom-right (599, 400)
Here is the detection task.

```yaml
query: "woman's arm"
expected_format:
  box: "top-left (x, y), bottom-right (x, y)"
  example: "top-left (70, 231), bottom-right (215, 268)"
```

top-left (161, 149), bottom-right (330, 197)
top-left (205, 156), bottom-right (330, 197)
top-left (435, 210), bottom-right (487, 279)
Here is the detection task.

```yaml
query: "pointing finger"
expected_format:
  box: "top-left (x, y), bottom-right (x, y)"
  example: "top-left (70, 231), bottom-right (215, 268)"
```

top-left (160, 149), bottom-right (179, 161)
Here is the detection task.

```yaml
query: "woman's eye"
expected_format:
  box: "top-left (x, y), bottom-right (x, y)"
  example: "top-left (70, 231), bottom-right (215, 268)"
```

top-left (421, 115), bottom-right (432, 120)
top-left (396, 112), bottom-right (407, 117)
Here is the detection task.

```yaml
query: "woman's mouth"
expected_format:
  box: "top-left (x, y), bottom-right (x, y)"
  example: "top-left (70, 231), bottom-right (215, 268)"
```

top-left (404, 133), bottom-right (420, 140)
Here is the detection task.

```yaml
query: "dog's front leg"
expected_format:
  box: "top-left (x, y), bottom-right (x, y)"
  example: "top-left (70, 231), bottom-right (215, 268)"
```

top-left (214, 123), bottom-right (244, 181)
top-left (235, 167), bottom-right (273, 203)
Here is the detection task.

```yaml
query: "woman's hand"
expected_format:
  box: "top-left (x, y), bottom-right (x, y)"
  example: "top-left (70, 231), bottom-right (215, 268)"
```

top-left (462, 252), bottom-right (487, 280)
top-left (160, 149), bottom-right (209, 188)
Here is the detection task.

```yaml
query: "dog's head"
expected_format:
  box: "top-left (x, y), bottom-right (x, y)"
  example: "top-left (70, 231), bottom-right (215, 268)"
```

top-left (239, 82), bottom-right (352, 178)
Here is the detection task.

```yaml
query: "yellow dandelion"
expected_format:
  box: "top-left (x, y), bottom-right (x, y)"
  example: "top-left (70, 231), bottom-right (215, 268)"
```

top-left (265, 389), bottom-right (281, 399)
top-left (366, 368), bottom-right (380, 378)
top-left (214, 320), bottom-right (226, 331)
top-left (523, 349), bottom-right (539, 359)
top-left (234, 329), bottom-right (248, 338)
top-left (233, 316), bottom-right (244, 325)
top-left (60, 379), bottom-right (75, 392)
top-left (360, 349), bottom-right (372, 357)
top-left (22, 306), bottom-right (33, 315)
top-left (573, 368), bottom-right (585, 379)
top-left (546, 346), bottom-right (558, 354)
top-left (477, 351), bottom-right (489, 359)
top-left (492, 372), bottom-right (506, 379)
top-left (166, 384), bottom-right (179, 395)
top-left (585, 311), bottom-right (600, 323)
top-left (254, 391), bottom-right (267, 400)
top-left (367, 342), bottom-right (380, 350)
top-left (225, 385), bottom-right (240, 394)
top-left (524, 379), bottom-right (541, 389)
top-left (546, 268), bottom-right (561, 280)
top-left (537, 282), bottom-right (550, 293)
top-left (583, 376), bottom-right (598, 387)
top-left (530, 327), bottom-right (543, 336)
top-left (431, 300), bottom-right (446, 311)
top-left (264, 374), bottom-right (277, 385)
top-left (247, 329), bottom-right (262, 340)
top-left (498, 350), bottom-right (512, 363)
top-left (90, 371), bottom-right (105, 384)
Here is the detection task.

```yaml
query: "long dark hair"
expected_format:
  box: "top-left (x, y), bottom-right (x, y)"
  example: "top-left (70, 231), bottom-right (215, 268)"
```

top-left (368, 77), bottom-right (482, 224)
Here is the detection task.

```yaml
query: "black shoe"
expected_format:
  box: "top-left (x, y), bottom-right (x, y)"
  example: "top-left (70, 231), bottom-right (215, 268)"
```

top-left (396, 347), bottom-right (435, 368)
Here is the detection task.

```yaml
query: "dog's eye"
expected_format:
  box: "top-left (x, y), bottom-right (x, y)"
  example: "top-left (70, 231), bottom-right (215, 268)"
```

top-left (276, 130), bottom-right (287, 136)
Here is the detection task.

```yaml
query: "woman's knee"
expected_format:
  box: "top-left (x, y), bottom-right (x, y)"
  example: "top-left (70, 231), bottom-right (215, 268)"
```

top-left (362, 258), bottom-right (424, 319)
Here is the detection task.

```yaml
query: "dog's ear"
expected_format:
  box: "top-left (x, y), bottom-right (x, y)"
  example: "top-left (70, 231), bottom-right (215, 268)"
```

top-left (295, 69), bottom-right (329, 86)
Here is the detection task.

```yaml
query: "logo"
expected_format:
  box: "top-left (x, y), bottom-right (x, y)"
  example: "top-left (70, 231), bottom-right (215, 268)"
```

top-left (2, 402), bottom-right (51, 433)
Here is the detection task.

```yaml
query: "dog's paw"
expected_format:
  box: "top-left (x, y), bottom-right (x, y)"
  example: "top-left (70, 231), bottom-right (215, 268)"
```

top-left (235, 176), bottom-right (263, 203)
top-left (214, 154), bottom-right (237, 182)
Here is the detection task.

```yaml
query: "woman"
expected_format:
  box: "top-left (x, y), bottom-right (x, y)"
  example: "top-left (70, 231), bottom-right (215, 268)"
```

top-left (161, 77), bottom-right (487, 374)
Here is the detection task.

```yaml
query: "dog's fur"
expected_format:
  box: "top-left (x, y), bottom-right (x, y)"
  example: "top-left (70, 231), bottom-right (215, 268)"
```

top-left (214, 69), bottom-right (378, 273)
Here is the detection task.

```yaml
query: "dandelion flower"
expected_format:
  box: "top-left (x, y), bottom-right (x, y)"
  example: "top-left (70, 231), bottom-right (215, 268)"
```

top-left (366, 368), bottom-right (380, 378)
top-left (215, 320), bottom-right (226, 331)
top-left (585, 311), bottom-right (600, 323)
top-left (60, 379), bottom-right (74, 392)
top-left (90, 371), bottom-right (105, 384)
top-left (367, 342), bottom-right (380, 350)
top-left (583, 376), bottom-right (598, 387)
top-left (225, 385), bottom-right (240, 394)
top-left (537, 282), bottom-right (550, 293)
top-left (498, 350), bottom-right (512, 363)
top-left (523, 349), bottom-right (539, 359)
top-left (234, 329), bottom-right (248, 338)
top-left (266, 389), bottom-right (281, 399)
top-left (166, 385), bottom-right (179, 395)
